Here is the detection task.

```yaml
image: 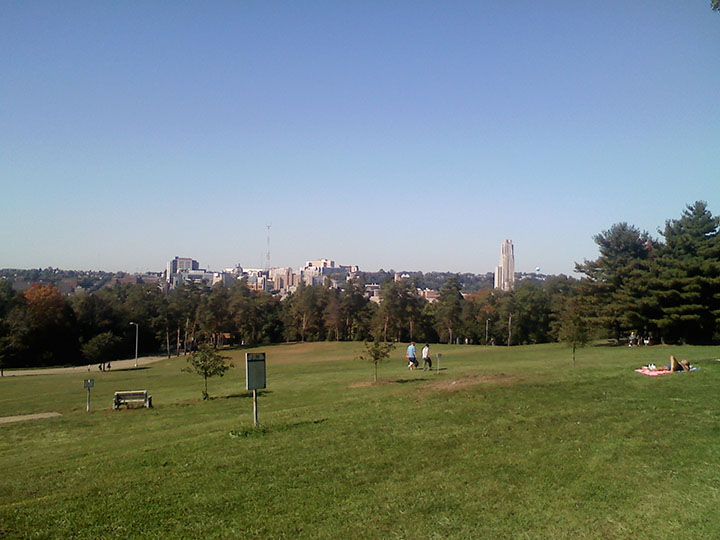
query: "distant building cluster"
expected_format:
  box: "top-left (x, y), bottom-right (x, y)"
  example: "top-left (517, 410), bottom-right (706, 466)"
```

top-left (4, 239), bottom-right (534, 300)
top-left (163, 256), bottom-right (454, 304)
top-left (165, 256), bottom-right (360, 296)
top-left (165, 256), bottom-right (234, 290)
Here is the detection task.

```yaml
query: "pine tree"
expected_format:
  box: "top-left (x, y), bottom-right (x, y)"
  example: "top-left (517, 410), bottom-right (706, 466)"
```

top-left (647, 201), bottom-right (720, 344)
top-left (575, 223), bottom-right (656, 341)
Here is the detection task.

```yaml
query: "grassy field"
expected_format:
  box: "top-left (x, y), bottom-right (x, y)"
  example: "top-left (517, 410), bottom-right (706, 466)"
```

top-left (2, 341), bottom-right (720, 539)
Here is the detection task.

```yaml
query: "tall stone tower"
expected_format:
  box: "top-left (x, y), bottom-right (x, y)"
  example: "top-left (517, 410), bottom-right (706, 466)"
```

top-left (494, 239), bottom-right (515, 292)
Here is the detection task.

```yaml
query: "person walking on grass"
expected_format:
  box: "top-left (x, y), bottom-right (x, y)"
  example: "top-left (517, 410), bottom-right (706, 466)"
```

top-left (406, 342), bottom-right (418, 370)
top-left (422, 344), bottom-right (432, 370)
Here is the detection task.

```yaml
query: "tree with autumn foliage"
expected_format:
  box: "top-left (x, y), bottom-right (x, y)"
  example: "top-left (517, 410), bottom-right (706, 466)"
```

top-left (6, 284), bottom-right (79, 367)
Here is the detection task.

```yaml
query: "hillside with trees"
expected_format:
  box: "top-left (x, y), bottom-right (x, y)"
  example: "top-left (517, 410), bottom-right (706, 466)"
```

top-left (1, 201), bottom-right (718, 368)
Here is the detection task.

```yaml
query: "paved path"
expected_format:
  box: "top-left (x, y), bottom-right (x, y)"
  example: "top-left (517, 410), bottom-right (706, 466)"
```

top-left (0, 412), bottom-right (62, 424)
top-left (2, 355), bottom-right (169, 377)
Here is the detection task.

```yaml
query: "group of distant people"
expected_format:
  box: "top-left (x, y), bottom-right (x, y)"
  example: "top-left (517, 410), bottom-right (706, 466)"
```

top-left (88, 362), bottom-right (111, 372)
top-left (628, 331), bottom-right (652, 347)
top-left (406, 342), bottom-right (433, 371)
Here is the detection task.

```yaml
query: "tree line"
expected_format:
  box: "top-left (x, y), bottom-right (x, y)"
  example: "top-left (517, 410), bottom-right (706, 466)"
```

top-left (0, 272), bottom-right (576, 369)
top-left (0, 201), bottom-right (717, 369)
top-left (575, 201), bottom-right (720, 345)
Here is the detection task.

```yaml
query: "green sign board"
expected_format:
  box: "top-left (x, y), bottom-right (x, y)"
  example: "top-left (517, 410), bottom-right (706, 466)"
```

top-left (246, 353), bottom-right (266, 391)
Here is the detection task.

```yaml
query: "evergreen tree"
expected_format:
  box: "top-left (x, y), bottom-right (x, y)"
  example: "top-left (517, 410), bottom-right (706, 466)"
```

top-left (648, 201), bottom-right (720, 344)
top-left (575, 222), bottom-right (656, 341)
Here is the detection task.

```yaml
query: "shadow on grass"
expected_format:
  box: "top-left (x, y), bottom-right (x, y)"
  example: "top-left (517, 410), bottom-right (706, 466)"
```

top-left (229, 418), bottom-right (327, 438)
top-left (593, 340), bottom-right (621, 347)
top-left (215, 390), bottom-right (272, 400)
top-left (392, 378), bottom-right (430, 384)
top-left (109, 367), bottom-right (151, 372)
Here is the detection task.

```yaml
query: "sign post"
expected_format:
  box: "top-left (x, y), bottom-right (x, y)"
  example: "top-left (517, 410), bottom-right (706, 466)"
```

top-left (245, 353), bottom-right (266, 427)
top-left (83, 379), bottom-right (94, 412)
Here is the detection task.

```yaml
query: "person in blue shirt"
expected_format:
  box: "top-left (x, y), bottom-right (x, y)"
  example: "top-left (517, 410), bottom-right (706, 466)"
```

top-left (406, 342), bottom-right (418, 370)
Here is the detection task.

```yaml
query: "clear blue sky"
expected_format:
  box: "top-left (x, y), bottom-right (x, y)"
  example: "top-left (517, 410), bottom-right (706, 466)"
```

top-left (1, 1), bottom-right (718, 275)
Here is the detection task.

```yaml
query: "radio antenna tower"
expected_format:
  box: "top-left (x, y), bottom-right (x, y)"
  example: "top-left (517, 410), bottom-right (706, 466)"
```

top-left (265, 223), bottom-right (271, 270)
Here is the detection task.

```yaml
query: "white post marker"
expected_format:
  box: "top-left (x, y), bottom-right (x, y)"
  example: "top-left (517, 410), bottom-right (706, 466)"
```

top-left (436, 353), bottom-right (442, 374)
top-left (84, 379), bottom-right (94, 412)
top-left (129, 322), bottom-right (139, 367)
top-left (245, 353), bottom-right (266, 427)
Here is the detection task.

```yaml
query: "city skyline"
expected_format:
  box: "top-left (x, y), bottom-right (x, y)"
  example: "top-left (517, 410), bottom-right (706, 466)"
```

top-left (0, 248), bottom-right (543, 279)
top-left (2, 3), bottom-right (718, 276)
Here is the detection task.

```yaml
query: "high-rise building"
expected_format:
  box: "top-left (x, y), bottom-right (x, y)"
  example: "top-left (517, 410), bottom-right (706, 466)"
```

top-left (166, 257), bottom-right (199, 281)
top-left (494, 240), bottom-right (515, 292)
top-left (268, 267), bottom-right (296, 291)
top-left (166, 256), bottom-right (201, 288)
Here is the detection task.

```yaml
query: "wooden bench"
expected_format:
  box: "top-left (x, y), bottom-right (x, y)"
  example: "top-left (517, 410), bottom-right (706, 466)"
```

top-left (113, 390), bottom-right (152, 410)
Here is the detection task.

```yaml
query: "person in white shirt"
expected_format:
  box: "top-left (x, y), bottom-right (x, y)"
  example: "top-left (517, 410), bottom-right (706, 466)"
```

top-left (421, 344), bottom-right (432, 370)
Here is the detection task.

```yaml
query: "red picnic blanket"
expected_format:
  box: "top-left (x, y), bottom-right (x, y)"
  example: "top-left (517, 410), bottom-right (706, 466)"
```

top-left (635, 367), bottom-right (673, 376)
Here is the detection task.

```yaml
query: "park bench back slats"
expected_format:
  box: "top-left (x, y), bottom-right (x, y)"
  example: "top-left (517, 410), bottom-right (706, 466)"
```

top-left (113, 390), bottom-right (152, 410)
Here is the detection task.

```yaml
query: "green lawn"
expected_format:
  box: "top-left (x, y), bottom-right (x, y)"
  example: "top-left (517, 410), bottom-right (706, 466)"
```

top-left (2, 342), bottom-right (720, 539)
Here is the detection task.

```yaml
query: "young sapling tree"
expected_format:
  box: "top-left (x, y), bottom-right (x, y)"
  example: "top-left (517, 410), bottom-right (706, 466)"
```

top-left (558, 299), bottom-right (590, 368)
top-left (183, 345), bottom-right (234, 399)
top-left (359, 337), bottom-right (395, 382)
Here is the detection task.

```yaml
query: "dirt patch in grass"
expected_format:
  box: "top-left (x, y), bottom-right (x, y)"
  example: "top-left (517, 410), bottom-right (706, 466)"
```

top-left (421, 373), bottom-right (519, 393)
top-left (348, 373), bottom-right (520, 391)
top-left (348, 377), bottom-right (430, 388)
top-left (0, 412), bottom-right (61, 425)
top-left (349, 380), bottom-right (395, 388)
